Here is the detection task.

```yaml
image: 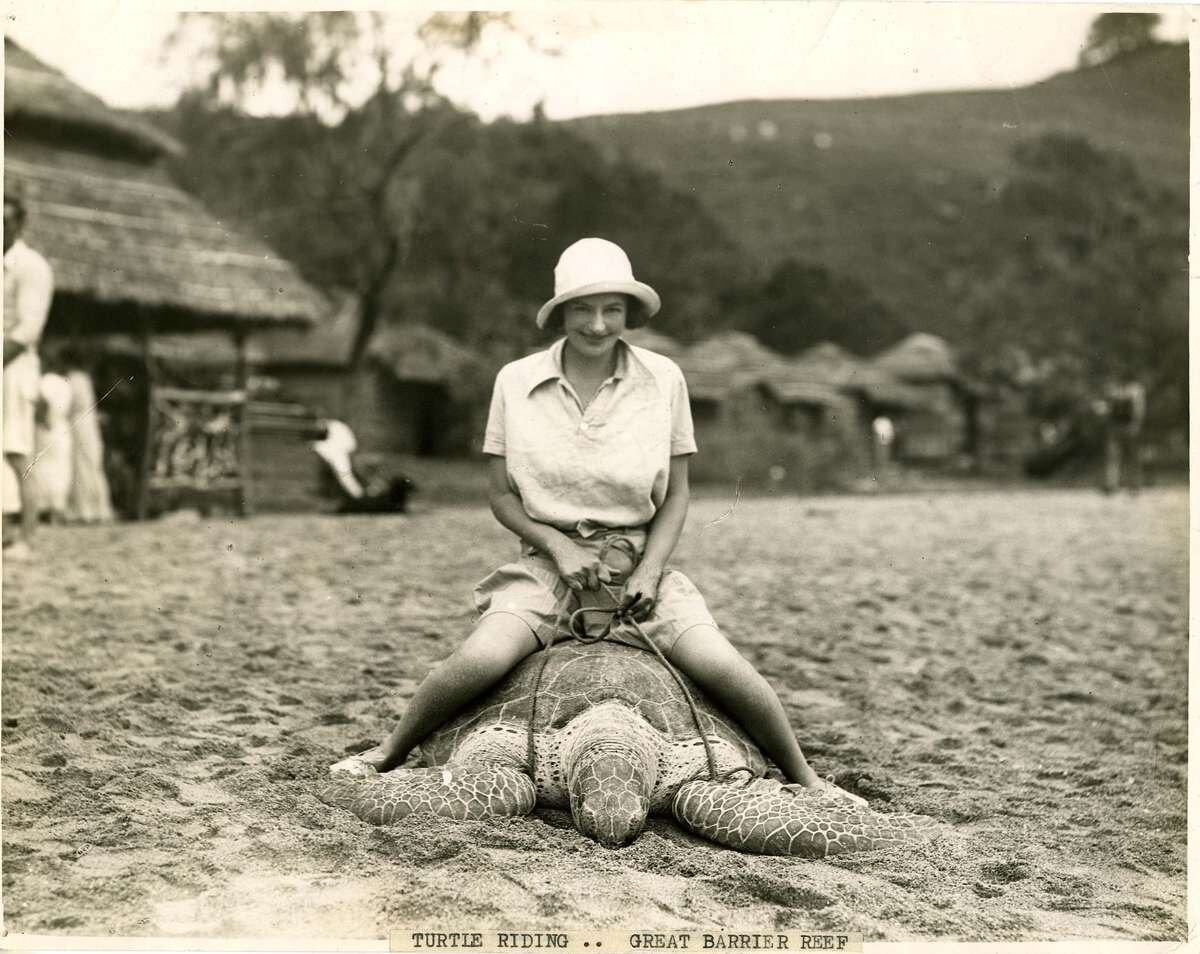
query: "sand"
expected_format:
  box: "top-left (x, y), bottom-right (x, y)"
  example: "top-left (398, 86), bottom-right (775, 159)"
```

top-left (1, 487), bottom-right (1186, 943)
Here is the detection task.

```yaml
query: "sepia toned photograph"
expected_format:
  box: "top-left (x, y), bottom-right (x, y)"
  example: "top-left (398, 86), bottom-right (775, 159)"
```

top-left (1, 1), bottom-right (1188, 948)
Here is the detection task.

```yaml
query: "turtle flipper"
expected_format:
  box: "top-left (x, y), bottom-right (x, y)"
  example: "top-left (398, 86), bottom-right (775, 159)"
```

top-left (673, 777), bottom-right (940, 857)
top-left (317, 765), bottom-right (536, 825)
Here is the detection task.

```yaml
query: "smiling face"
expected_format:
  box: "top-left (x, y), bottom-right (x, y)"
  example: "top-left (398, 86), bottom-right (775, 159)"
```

top-left (562, 293), bottom-right (628, 362)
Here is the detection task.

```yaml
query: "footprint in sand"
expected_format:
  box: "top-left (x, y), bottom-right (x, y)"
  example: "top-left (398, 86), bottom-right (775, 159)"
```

top-left (710, 872), bottom-right (834, 910)
top-left (318, 712), bottom-right (352, 726)
top-left (980, 860), bottom-right (1033, 883)
top-left (1037, 871), bottom-right (1095, 911)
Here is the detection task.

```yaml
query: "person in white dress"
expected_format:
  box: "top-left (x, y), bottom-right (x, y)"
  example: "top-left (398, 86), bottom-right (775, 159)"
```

top-left (63, 357), bottom-right (115, 524)
top-left (30, 366), bottom-right (73, 523)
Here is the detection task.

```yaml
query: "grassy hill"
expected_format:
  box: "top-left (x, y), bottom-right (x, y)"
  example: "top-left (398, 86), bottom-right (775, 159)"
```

top-left (565, 43), bottom-right (1188, 336)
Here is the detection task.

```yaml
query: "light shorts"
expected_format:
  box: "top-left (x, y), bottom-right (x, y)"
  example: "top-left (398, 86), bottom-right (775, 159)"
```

top-left (473, 529), bottom-right (719, 656)
top-left (2, 357), bottom-right (38, 457)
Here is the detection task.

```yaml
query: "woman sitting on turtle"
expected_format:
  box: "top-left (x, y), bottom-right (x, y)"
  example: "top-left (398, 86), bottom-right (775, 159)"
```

top-left (332, 238), bottom-right (863, 805)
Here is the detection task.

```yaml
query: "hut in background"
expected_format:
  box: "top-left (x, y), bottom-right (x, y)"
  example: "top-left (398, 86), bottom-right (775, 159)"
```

top-left (792, 341), bottom-right (933, 469)
top-left (869, 333), bottom-right (975, 465)
top-left (253, 296), bottom-right (487, 510)
top-left (625, 330), bottom-right (866, 490)
top-left (4, 38), bottom-right (325, 517)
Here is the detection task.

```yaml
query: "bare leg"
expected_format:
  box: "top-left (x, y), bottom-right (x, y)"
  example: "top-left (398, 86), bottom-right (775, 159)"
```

top-left (5, 453), bottom-right (35, 552)
top-left (1124, 432), bottom-right (1143, 492)
top-left (670, 624), bottom-right (821, 787)
top-left (1102, 432), bottom-right (1120, 494)
top-left (366, 614), bottom-right (541, 773)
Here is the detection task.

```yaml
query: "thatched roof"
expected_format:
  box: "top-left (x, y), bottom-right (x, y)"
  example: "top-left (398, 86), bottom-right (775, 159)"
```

top-left (872, 333), bottom-right (959, 382)
top-left (760, 374), bottom-right (844, 408)
top-left (675, 331), bottom-right (786, 401)
top-left (792, 342), bottom-right (862, 385)
top-left (89, 333), bottom-right (269, 366)
top-left (255, 294), bottom-right (485, 394)
top-left (842, 366), bottom-right (933, 410)
top-left (255, 294), bottom-right (359, 367)
top-left (685, 331), bottom-right (785, 373)
top-left (4, 41), bottom-right (326, 332)
top-left (623, 328), bottom-right (685, 357)
top-left (7, 143), bottom-right (327, 330)
top-left (368, 323), bottom-right (487, 399)
top-left (5, 38), bottom-right (181, 160)
top-left (659, 332), bottom-right (839, 407)
top-left (793, 341), bottom-right (931, 409)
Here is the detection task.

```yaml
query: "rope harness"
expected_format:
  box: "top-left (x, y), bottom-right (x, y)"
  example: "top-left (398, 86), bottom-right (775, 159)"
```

top-left (525, 536), bottom-right (758, 790)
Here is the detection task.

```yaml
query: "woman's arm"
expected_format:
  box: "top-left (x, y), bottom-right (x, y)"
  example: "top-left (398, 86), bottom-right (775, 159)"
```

top-left (486, 455), bottom-right (604, 592)
top-left (623, 454), bottom-right (691, 618)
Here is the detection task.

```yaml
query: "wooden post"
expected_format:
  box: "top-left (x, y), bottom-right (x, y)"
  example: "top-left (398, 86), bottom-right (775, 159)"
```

top-left (234, 330), bottom-right (254, 517)
top-left (134, 316), bottom-right (155, 521)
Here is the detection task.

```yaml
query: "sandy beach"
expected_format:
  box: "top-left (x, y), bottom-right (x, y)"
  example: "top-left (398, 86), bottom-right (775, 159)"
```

top-left (1, 487), bottom-right (1186, 943)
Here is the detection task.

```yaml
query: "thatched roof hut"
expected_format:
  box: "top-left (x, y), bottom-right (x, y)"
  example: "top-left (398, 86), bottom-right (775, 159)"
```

top-left (90, 333), bottom-right (269, 367)
top-left (794, 341), bottom-right (931, 410)
top-left (4, 38), bottom-right (325, 334)
top-left (255, 294), bottom-right (484, 388)
top-left (622, 328), bottom-right (685, 358)
top-left (623, 330), bottom-right (842, 407)
top-left (872, 333), bottom-right (959, 383)
top-left (368, 324), bottom-right (487, 400)
top-left (676, 331), bottom-right (787, 400)
top-left (254, 294), bottom-right (361, 368)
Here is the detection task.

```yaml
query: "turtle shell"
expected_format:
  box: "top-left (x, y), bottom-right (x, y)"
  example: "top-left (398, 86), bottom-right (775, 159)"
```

top-left (420, 640), bottom-right (760, 767)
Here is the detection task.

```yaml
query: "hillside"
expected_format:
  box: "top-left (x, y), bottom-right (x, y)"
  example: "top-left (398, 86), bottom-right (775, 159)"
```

top-left (565, 43), bottom-right (1188, 335)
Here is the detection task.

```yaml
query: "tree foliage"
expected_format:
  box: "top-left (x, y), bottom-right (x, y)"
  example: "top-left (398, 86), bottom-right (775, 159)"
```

top-left (723, 259), bottom-right (910, 356)
top-left (956, 132), bottom-right (1186, 431)
top-left (165, 11), bottom-right (526, 364)
top-left (160, 15), bottom-right (1186, 446)
top-left (1078, 12), bottom-right (1161, 68)
top-left (159, 95), bottom-right (749, 361)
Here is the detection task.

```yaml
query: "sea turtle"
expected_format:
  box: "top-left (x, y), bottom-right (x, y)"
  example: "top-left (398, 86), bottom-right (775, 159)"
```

top-left (317, 640), bottom-right (938, 856)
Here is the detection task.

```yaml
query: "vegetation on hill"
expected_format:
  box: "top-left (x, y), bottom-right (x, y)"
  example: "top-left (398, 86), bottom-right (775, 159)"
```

top-left (567, 43), bottom-right (1186, 334)
top-left (565, 40), bottom-right (1187, 429)
top-left (152, 11), bottom-right (750, 361)
top-left (155, 97), bottom-right (748, 359)
top-left (147, 14), bottom-right (1186, 438)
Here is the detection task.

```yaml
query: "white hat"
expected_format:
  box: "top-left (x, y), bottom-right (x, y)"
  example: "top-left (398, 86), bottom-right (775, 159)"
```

top-left (535, 238), bottom-right (661, 329)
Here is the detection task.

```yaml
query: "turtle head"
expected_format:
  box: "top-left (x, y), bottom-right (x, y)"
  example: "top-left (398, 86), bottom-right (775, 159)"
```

top-left (562, 702), bottom-right (659, 848)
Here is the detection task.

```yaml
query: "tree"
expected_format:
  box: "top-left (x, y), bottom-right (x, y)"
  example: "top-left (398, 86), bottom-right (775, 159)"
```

top-left (1078, 12), bottom-right (1161, 68)
top-left (164, 11), bottom-right (532, 366)
top-left (724, 259), bottom-right (910, 356)
top-left (956, 133), bottom-right (1186, 432)
top-left (159, 92), bottom-right (751, 365)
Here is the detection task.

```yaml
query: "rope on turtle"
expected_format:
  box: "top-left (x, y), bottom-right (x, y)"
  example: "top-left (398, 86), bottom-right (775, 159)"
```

top-left (525, 535), bottom-right (747, 787)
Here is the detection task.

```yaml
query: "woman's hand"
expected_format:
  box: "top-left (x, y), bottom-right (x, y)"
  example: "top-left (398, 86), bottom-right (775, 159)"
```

top-left (620, 562), bottom-right (664, 622)
top-left (550, 540), bottom-right (603, 593)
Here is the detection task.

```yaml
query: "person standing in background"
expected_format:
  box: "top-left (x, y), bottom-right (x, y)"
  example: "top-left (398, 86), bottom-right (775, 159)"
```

top-left (1101, 377), bottom-right (1147, 494)
top-left (30, 356), bottom-right (73, 524)
top-left (62, 349), bottom-right (114, 524)
top-left (3, 194), bottom-right (54, 559)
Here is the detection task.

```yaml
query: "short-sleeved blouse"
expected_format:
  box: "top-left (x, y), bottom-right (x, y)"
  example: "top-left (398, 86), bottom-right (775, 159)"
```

top-left (482, 337), bottom-right (696, 536)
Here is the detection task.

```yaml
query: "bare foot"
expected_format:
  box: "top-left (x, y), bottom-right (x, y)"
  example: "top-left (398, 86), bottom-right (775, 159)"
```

top-left (329, 746), bottom-right (387, 777)
top-left (782, 776), bottom-right (869, 808)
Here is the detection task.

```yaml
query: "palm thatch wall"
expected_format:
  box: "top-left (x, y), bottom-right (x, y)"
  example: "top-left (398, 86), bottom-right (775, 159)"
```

top-left (4, 39), bottom-right (325, 333)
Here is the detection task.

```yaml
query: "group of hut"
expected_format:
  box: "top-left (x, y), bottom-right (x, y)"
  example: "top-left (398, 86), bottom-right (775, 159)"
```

top-left (4, 39), bottom-right (1032, 519)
